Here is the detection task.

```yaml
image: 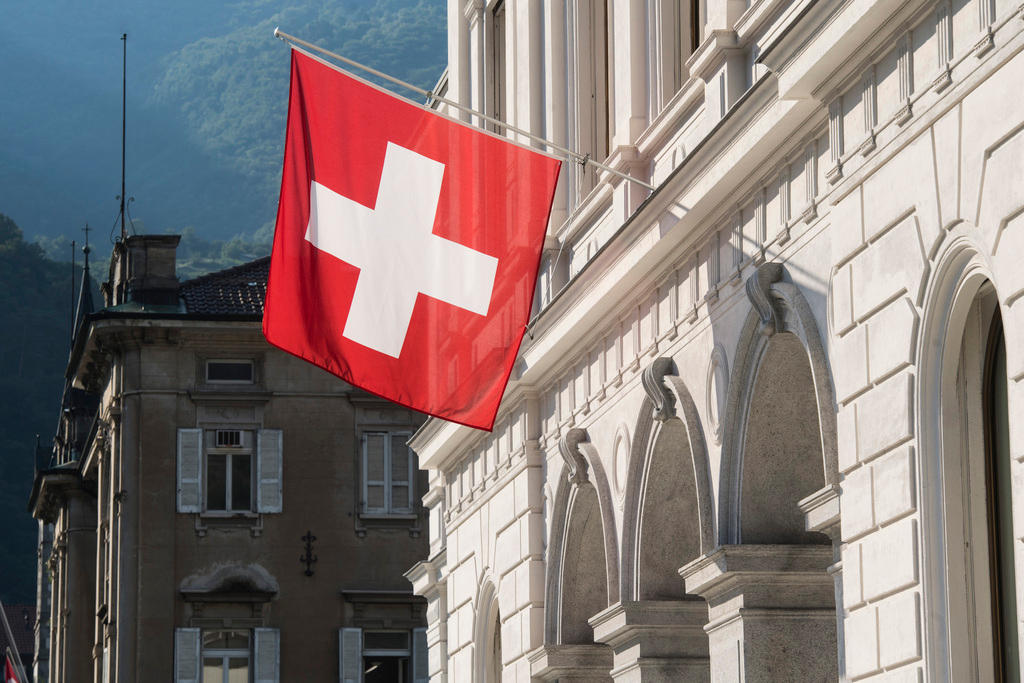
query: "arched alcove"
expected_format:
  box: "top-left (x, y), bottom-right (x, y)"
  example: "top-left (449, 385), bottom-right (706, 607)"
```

top-left (620, 365), bottom-right (714, 601)
top-left (636, 417), bottom-right (704, 598)
top-left (559, 484), bottom-right (610, 643)
top-left (718, 264), bottom-right (839, 545)
top-left (740, 332), bottom-right (829, 545)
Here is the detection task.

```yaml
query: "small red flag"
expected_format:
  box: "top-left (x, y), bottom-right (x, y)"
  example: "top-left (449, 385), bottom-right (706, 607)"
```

top-left (264, 49), bottom-right (561, 430)
top-left (4, 655), bottom-right (19, 683)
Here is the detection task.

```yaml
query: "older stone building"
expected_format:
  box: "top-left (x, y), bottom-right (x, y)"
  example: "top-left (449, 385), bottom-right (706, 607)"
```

top-left (30, 235), bottom-right (429, 682)
top-left (407, 0), bottom-right (1024, 681)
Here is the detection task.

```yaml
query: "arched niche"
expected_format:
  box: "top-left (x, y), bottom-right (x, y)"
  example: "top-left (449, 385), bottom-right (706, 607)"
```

top-left (620, 361), bottom-right (714, 600)
top-left (718, 263), bottom-right (839, 545)
top-left (543, 435), bottom-right (619, 646)
top-left (559, 484), bottom-right (609, 643)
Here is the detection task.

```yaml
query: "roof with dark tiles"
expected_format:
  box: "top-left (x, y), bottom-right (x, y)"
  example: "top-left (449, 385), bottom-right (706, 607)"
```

top-left (0, 603), bottom-right (35, 658)
top-left (179, 256), bottom-right (269, 316)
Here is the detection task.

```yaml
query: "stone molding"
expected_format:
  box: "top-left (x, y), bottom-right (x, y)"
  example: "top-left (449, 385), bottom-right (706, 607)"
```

top-left (744, 262), bottom-right (785, 337)
top-left (558, 427), bottom-right (590, 485)
top-left (641, 357), bottom-right (676, 421)
top-left (528, 643), bottom-right (613, 681)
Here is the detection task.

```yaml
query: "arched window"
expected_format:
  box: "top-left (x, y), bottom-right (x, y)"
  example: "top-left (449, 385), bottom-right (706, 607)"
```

top-left (940, 284), bottom-right (1019, 680)
top-left (487, 609), bottom-right (502, 683)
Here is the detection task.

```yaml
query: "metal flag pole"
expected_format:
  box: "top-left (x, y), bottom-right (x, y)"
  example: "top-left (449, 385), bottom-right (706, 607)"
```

top-left (273, 29), bottom-right (656, 192)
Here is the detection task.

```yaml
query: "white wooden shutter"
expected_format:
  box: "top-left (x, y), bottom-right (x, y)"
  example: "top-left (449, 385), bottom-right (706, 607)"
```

top-left (363, 434), bottom-right (387, 513)
top-left (253, 627), bottom-right (280, 683)
top-left (257, 429), bottom-right (283, 513)
top-left (174, 627), bottom-right (201, 683)
top-left (390, 433), bottom-right (412, 512)
top-left (412, 627), bottom-right (428, 683)
top-left (339, 627), bottom-right (362, 683)
top-left (177, 429), bottom-right (203, 513)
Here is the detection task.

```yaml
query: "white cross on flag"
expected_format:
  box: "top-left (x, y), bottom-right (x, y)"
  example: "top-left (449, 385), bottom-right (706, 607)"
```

top-left (264, 49), bottom-right (562, 430)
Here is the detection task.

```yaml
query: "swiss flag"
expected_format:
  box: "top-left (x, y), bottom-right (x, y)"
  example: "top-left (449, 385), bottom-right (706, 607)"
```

top-left (264, 49), bottom-right (561, 430)
top-left (4, 655), bottom-right (19, 683)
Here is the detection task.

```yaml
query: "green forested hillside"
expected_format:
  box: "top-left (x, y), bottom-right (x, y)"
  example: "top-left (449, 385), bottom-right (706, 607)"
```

top-left (0, 0), bottom-right (447, 604)
top-left (1, 0), bottom-right (447, 245)
top-left (0, 214), bottom-right (99, 604)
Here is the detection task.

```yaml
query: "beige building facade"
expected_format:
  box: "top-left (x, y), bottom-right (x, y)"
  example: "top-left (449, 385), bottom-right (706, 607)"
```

top-left (408, 0), bottom-right (1024, 681)
top-left (31, 236), bottom-right (429, 682)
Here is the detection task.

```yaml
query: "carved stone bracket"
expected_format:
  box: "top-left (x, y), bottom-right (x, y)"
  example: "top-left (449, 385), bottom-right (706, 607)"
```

top-left (558, 427), bottom-right (590, 486)
top-left (642, 357), bottom-right (676, 421)
top-left (744, 262), bottom-right (785, 337)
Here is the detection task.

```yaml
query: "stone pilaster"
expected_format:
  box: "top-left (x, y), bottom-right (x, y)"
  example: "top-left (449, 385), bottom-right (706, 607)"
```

top-left (590, 601), bottom-right (709, 683)
top-left (681, 545), bottom-right (836, 683)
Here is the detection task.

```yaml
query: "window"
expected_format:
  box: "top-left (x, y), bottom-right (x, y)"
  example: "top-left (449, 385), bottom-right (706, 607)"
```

top-left (205, 430), bottom-right (254, 513)
top-left (176, 627), bottom-right (279, 683)
top-left (339, 627), bottom-right (427, 683)
top-left (206, 360), bottom-right (254, 384)
top-left (487, 1), bottom-right (506, 134)
top-left (177, 428), bottom-right (282, 516)
top-left (937, 284), bottom-right (1019, 681)
top-left (363, 631), bottom-right (411, 682)
top-left (361, 432), bottom-right (413, 514)
top-left (201, 630), bottom-right (250, 683)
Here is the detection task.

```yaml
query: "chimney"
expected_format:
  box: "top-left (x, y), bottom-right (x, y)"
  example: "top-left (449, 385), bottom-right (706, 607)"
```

top-left (106, 235), bottom-right (181, 307)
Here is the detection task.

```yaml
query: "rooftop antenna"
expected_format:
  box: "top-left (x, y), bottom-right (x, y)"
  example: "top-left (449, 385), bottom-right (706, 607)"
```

top-left (70, 239), bottom-right (76, 341)
top-left (119, 32), bottom-right (127, 242)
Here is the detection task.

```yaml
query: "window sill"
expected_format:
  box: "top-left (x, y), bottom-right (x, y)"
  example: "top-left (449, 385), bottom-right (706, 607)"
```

top-left (355, 512), bottom-right (422, 539)
top-left (194, 512), bottom-right (263, 538)
top-left (358, 512), bottom-right (418, 521)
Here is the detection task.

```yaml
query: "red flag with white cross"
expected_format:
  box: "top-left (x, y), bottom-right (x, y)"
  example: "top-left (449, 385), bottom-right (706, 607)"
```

top-left (264, 49), bottom-right (561, 431)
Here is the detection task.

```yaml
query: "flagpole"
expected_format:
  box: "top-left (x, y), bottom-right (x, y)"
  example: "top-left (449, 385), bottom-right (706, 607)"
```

top-left (273, 29), bottom-right (656, 192)
top-left (0, 599), bottom-right (29, 683)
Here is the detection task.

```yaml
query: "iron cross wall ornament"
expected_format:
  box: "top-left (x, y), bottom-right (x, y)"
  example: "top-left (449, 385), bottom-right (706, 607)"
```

top-left (300, 530), bottom-right (318, 577)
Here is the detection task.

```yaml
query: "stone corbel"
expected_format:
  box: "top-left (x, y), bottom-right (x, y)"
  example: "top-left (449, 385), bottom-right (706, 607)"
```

top-left (642, 357), bottom-right (676, 421)
top-left (744, 262), bottom-right (785, 337)
top-left (558, 427), bottom-right (590, 486)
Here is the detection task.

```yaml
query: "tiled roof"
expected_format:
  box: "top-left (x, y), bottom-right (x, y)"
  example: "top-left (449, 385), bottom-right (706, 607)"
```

top-left (0, 603), bottom-right (35, 657)
top-left (180, 257), bottom-right (269, 316)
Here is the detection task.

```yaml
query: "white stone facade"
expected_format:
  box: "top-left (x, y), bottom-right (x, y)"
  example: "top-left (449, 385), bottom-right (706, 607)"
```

top-left (407, 1), bottom-right (1024, 681)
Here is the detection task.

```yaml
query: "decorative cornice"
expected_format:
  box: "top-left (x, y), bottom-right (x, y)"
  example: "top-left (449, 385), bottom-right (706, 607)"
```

top-left (558, 428), bottom-right (590, 486)
top-left (744, 262), bottom-right (785, 336)
top-left (641, 357), bottom-right (676, 421)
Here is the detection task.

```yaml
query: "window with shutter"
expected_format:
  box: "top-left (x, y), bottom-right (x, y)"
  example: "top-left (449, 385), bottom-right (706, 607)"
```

top-left (339, 628), bottom-right (363, 683)
top-left (174, 627), bottom-right (201, 683)
top-left (361, 431), bottom-right (414, 515)
top-left (257, 429), bottom-right (283, 513)
top-left (253, 628), bottom-right (280, 683)
top-left (362, 433), bottom-right (388, 513)
top-left (177, 430), bottom-right (203, 513)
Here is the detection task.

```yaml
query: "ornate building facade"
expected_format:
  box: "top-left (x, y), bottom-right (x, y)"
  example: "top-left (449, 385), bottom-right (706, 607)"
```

top-left (30, 236), bottom-right (430, 682)
top-left (408, 0), bottom-right (1024, 681)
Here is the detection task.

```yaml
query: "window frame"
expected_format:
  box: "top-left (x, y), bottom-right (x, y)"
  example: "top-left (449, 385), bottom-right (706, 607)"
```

top-left (204, 358), bottom-right (255, 385)
top-left (362, 630), bottom-right (412, 683)
top-left (203, 429), bottom-right (256, 515)
top-left (200, 629), bottom-right (251, 683)
top-left (360, 431), bottom-right (414, 516)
